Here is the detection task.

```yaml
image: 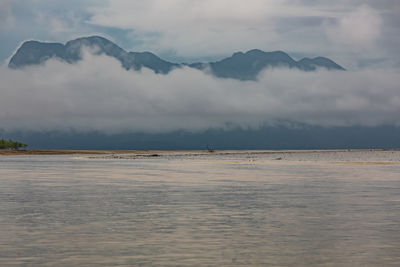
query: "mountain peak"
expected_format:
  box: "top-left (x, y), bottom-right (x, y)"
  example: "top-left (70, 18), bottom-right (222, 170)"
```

top-left (208, 49), bottom-right (299, 80)
top-left (245, 49), bottom-right (264, 55)
top-left (231, 51), bottom-right (244, 57)
top-left (65, 36), bottom-right (115, 47)
top-left (298, 56), bottom-right (345, 71)
top-left (9, 40), bottom-right (66, 68)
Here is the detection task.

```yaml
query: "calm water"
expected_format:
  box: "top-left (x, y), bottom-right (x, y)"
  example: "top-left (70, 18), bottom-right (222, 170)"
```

top-left (0, 151), bottom-right (399, 266)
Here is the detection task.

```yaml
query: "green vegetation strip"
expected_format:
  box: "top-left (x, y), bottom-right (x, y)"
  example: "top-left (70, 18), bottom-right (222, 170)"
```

top-left (0, 139), bottom-right (28, 150)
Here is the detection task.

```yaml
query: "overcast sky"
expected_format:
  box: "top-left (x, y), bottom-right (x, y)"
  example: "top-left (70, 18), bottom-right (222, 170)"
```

top-left (1, 1), bottom-right (400, 133)
top-left (1, 0), bottom-right (399, 68)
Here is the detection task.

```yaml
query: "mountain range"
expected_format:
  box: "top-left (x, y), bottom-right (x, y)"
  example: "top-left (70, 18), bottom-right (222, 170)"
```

top-left (9, 36), bottom-right (344, 80)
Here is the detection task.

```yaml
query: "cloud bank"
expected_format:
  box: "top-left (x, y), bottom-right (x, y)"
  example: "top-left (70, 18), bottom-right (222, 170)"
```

top-left (1, 52), bottom-right (400, 133)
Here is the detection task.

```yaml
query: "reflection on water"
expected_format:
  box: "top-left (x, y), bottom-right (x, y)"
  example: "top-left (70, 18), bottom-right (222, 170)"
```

top-left (0, 152), bottom-right (399, 266)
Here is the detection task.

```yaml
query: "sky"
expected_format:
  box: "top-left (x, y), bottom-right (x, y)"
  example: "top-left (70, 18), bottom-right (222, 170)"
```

top-left (0, 1), bottom-right (400, 134)
top-left (1, 0), bottom-right (399, 67)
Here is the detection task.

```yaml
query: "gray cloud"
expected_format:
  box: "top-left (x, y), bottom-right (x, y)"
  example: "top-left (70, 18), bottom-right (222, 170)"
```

top-left (0, 0), bottom-right (14, 29)
top-left (1, 52), bottom-right (399, 133)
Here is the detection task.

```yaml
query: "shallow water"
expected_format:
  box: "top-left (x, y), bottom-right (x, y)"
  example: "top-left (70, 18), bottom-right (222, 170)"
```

top-left (0, 151), bottom-right (399, 266)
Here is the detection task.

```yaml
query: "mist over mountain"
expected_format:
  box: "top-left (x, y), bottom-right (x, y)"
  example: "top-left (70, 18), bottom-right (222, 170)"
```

top-left (9, 36), bottom-right (344, 80)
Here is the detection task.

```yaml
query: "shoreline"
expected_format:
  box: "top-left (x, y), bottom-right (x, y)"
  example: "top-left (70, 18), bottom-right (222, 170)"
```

top-left (0, 148), bottom-right (395, 156)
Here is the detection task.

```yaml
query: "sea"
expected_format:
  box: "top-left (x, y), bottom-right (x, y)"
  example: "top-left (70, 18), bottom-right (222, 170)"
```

top-left (0, 150), bottom-right (399, 266)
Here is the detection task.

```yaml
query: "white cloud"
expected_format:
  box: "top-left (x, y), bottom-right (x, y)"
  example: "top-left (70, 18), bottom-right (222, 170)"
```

top-left (1, 52), bottom-right (399, 133)
top-left (324, 5), bottom-right (383, 49)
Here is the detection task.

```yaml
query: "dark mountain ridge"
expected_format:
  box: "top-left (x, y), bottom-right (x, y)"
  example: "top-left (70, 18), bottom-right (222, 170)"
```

top-left (9, 36), bottom-right (345, 80)
top-left (6, 124), bottom-right (400, 150)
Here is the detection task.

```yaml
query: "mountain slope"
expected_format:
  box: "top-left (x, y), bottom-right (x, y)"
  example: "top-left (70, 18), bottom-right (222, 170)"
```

top-left (129, 51), bottom-right (179, 74)
top-left (9, 36), bottom-right (345, 79)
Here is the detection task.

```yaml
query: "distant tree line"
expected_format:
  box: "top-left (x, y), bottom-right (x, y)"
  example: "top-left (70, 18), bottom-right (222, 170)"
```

top-left (0, 139), bottom-right (28, 150)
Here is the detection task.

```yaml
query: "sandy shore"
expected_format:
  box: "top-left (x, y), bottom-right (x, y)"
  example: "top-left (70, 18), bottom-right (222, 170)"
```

top-left (3, 149), bottom-right (400, 164)
top-left (0, 149), bottom-right (353, 156)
